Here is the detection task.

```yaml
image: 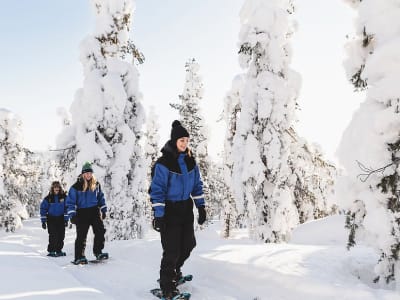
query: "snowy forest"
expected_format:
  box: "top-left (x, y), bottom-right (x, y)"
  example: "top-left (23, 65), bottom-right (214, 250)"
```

top-left (1, 0), bottom-right (400, 297)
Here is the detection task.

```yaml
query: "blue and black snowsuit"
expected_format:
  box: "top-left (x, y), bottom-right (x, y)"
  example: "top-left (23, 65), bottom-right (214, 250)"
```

top-left (150, 141), bottom-right (205, 294)
top-left (66, 178), bottom-right (107, 260)
top-left (40, 192), bottom-right (68, 253)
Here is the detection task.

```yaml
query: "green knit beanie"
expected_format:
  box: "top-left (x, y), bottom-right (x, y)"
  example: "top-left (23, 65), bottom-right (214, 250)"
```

top-left (81, 161), bottom-right (93, 174)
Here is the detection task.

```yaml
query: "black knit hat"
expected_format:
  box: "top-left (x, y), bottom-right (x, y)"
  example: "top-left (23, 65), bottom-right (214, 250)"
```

top-left (170, 120), bottom-right (189, 142)
top-left (81, 161), bottom-right (93, 174)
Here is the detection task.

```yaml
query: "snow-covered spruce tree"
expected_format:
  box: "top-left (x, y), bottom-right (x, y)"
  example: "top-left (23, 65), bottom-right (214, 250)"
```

top-left (56, 0), bottom-right (148, 240)
top-left (221, 75), bottom-right (244, 237)
top-left (214, 160), bottom-right (237, 237)
top-left (231, 0), bottom-right (300, 242)
top-left (287, 129), bottom-right (337, 224)
top-left (21, 150), bottom-right (43, 217)
top-left (337, 0), bottom-right (400, 286)
top-left (170, 58), bottom-right (217, 219)
top-left (204, 161), bottom-right (227, 223)
top-left (54, 107), bottom-right (77, 188)
top-left (0, 109), bottom-right (41, 231)
top-left (144, 106), bottom-right (160, 180)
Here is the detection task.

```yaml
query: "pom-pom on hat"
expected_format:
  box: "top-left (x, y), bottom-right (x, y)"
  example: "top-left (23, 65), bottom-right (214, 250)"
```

top-left (170, 120), bottom-right (189, 142)
top-left (81, 161), bottom-right (93, 174)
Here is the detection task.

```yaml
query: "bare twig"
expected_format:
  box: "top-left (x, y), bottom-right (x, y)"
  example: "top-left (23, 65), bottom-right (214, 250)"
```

top-left (48, 146), bottom-right (75, 152)
top-left (357, 158), bottom-right (400, 182)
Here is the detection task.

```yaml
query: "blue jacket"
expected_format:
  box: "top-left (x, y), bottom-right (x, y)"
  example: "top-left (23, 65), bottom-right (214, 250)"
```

top-left (150, 141), bottom-right (205, 218)
top-left (40, 193), bottom-right (68, 222)
top-left (66, 178), bottom-right (107, 218)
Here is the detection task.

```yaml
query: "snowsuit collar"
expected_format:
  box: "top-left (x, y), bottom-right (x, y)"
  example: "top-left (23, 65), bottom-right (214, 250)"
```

top-left (45, 192), bottom-right (66, 203)
top-left (157, 140), bottom-right (195, 174)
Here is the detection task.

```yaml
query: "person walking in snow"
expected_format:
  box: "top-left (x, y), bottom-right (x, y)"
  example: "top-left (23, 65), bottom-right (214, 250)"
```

top-left (66, 162), bottom-right (108, 265)
top-left (40, 181), bottom-right (69, 257)
top-left (150, 120), bottom-right (207, 299)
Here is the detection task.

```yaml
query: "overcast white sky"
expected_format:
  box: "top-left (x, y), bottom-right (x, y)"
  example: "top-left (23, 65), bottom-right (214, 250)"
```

top-left (0, 0), bottom-right (363, 162)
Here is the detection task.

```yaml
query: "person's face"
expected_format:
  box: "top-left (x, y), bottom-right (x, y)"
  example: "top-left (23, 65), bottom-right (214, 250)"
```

top-left (53, 186), bottom-right (60, 194)
top-left (83, 172), bottom-right (93, 181)
top-left (176, 137), bottom-right (189, 152)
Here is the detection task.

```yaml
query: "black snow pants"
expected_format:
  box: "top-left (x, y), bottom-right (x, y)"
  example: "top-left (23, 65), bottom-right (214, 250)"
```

top-left (74, 206), bottom-right (105, 260)
top-left (47, 215), bottom-right (65, 252)
top-left (159, 199), bottom-right (196, 294)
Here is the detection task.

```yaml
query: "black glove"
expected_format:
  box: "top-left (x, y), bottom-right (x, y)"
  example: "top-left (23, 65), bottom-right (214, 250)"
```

top-left (64, 220), bottom-right (68, 227)
top-left (70, 215), bottom-right (77, 225)
top-left (101, 211), bottom-right (106, 220)
top-left (152, 217), bottom-right (165, 232)
top-left (41, 222), bottom-right (47, 230)
top-left (198, 206), bottom-right (206, 225)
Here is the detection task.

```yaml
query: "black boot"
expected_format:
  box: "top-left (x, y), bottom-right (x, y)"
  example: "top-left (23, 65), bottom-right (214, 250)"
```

top-left (56, 251), bottom-right (66, 257)
top-left (47, 251), bottom-right (57, 257)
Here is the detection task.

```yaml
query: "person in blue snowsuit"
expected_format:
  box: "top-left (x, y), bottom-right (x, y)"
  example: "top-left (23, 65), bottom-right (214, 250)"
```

top-left (66, 162), bottom-right (108, 264)
top-left (150, 120), bottom-right (207, 299)
top-left (40, 181), bottom-right (69, 257)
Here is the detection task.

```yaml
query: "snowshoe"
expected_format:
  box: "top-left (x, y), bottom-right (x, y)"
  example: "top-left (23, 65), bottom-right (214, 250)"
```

top-left (88, 252), bottom-right (109, 263)
top-left (176, 274), bottom-right (193, 286)
top-left (47, 251), bottom-right (57, 257)
top-left (150, 288), bottom-right (191, 300)
top-left (71, 257), bottom-right (88, 265)
top-left (95, 252), bottom-right (109, 260)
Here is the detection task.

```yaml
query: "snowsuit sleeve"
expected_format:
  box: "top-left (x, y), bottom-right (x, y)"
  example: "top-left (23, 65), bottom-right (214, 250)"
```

top-left (150, 163), bottom-right (169, 218)
top-left (66, 187), bottom-right (77, 218)
top-left (97, 184), bottom-right (107, 213)
top-left (39, 198), bottom-right (49, 223)
top-left (191, 165), bottom-right (205, 208)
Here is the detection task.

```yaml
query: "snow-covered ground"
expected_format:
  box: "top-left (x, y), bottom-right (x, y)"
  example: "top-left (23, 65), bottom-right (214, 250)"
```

top-left (0, 216), bottom-right (398, 299)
